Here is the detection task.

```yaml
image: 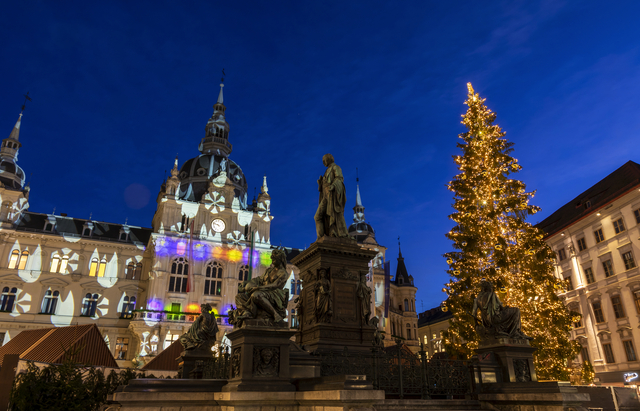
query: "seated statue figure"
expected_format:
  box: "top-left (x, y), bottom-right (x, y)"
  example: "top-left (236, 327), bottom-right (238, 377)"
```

top-left (179, 303), bottom-right (219, 351)
top-left (228, 248), bottom-right (289, 328)
top-left (471, 280), bottom-right (531, 340)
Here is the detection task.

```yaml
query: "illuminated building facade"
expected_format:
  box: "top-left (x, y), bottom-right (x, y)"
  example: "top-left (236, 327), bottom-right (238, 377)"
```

top-left (0, 84), bottom-right (302, 367)
top-left (417, 305), bottom-right (452, 359)
top-left (537, 161), bottom-right (640, 385)
top-left (347, 183), bottom-right (419, 351)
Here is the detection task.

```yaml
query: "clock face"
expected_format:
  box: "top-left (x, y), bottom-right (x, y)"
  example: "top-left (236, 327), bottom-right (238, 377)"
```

top-left (211, 219), bottom-right (226, 233)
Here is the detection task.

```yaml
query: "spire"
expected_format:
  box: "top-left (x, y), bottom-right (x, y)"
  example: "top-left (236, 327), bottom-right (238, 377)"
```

top-left (398, 236), bottom-right (403, 259)
top-left (1, 114), bottom-right (23, 161)
top-left (217, 82), bottom-right (224, 104)
top-left (395, 237), bottom-right (411, 286)
top-left (200, 80), bottom-right (232, 156)
top-left (353, 169), bottom-right (365, 223)
top-left (166, 155), bottom-right (180, 195)
top-left (258, 175), bottom-right (270, 202)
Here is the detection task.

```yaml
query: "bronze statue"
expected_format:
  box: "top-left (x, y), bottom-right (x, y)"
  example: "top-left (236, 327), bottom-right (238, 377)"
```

top-left (471, 280), bottom-right (531, 340)
top-left (315, 268), bottom-right (332, 323)
top-left (356, 271), bottom-right (372, 324)
top-left (315, 153), bottom-right (349, 239)
top-left (228, 248), bottom-right (289, 327)
top-left (179, 303), bottom-right (219, 350)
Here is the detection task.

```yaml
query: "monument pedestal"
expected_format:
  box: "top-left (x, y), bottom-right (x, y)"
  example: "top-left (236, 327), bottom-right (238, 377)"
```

top-left (177, 346), bottom-right (214, 379)
top-left (291, 236), bottom-right (378, 353)
top-left (222, 321), bottom-right (296, 392)
top-left (475, 337), bottom-right (537, 384)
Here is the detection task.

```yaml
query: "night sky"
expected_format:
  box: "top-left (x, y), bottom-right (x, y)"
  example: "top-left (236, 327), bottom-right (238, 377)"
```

top-left (2, 1), bottom-right (640, 311)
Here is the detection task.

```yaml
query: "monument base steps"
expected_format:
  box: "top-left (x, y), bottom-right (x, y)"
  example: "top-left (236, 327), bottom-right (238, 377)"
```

top-left (374, 399), bottom-right (484, 410)
top-left (113, 387), bottom-right (385, 411)
top-left (478, 381), bottom-right (590, 411)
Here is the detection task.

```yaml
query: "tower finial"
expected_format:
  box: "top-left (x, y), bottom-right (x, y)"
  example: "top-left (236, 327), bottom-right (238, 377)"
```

top-left (21, 92), bottom-right (32, 113)
top-left (398, 236), bottom-right (402, 258)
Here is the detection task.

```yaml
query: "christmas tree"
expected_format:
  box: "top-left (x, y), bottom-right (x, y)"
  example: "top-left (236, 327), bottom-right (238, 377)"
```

top-left (442, 83), bottom-right (580, 380)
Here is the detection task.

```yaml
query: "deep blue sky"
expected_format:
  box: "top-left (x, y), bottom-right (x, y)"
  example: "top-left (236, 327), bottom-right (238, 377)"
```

top-left (2, 1), bottom-right (640, 311)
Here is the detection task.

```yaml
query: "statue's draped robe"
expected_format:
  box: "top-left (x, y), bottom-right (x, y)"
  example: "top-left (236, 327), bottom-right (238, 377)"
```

top-left (180, 310), bottom-right (218, 350)
top-left (476, 290), bottom-right (522, 337)
top-left (319, 163), bottom-right (348, 237)
top-left (235, 264), bottom-right (288, 319)
top-left (316, 278), bottom-right (332, 323)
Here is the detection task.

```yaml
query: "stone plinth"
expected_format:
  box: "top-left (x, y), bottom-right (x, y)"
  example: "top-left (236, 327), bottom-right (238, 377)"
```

top-left (177, 345), bottom-right (214, 379)
top-left (291, 236), bottom-right (378, 353)
top-left (478, 381), bottom-right (590, 411)
top-left (223, 322), bottom-right (296, 392)
top-left (475, 337), bottom-right (537, 384)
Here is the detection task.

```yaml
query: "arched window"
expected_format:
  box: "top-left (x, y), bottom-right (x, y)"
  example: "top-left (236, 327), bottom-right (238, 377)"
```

top-left (82, 293), bottom-right (99, 317)
top-left (169, 257), bottom-right (189, 293)
top-left (125, 262), bottom-right (135, 279)
top-left (121, 296), bottom-right (136, 319)
top-left (204, 261), bottom-right (222, 296)
top-left (406, 324), bottom-right (412, 340)
top-left (89, 258), bottom-right (99, 276)
top-left (18, 251), bottom-right (28, 270)
top-left (41, 290), bottom-right (59, 314)
top-left (50, 255), bottom-right (60, 273)
top-left (0, 287), bottom-right (17, 312)
top-left (238, 265), bottom-right (249, 282)
top-left (97, 258), bottom-right (107, 277)
top-left (404, 299), bottom-right (409, 311)
top-left (7, 250), bottom-right (19, 269)
top-left (134, 262), bottom-right (142, 278)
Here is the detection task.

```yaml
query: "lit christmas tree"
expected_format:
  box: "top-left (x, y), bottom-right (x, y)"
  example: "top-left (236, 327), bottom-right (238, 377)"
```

top-left (442, 83), bottom-right (580, 380)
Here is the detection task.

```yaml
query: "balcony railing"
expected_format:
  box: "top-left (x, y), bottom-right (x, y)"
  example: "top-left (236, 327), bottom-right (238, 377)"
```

top-left (131, 309), bottom-right (230, 325)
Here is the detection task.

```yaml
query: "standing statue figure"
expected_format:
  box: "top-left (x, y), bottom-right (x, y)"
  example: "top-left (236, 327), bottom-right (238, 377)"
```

top-left (471, 280), bottom-right (531, 340)
top-left (356, 271), bottom-right (372, 324)
top-left (228, 248), bottom-right (289, 327)
top-left (179, 303), bottom-right (219, 351)
top-left (315, 153), bottom-right (349, 239)
top-left (315, 268), bottom-right (332, 323)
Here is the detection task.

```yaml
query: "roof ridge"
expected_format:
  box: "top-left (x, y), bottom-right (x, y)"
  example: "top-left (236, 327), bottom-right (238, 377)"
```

top-left (20, 328), bottom-right (57, 359)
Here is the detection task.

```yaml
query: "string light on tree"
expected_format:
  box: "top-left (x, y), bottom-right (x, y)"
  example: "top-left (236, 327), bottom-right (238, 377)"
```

top-left (442, 83), bottom-right (580, 381)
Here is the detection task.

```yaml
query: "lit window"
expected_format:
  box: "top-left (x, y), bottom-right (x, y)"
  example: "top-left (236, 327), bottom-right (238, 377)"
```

top-left (115, 337), bottom-right (129, 360)
top-left (50, 256), bottom-right (60, 273)
top-left (584, 267), bottom-right (595, 284)
top-left (602, 259), bottom-right (614, 278)
top-left (565, 276), bottom-right (573, 291)
top-left (41, 290), bottom-right (59, 314)
top-left (592, 301), bottom-right (605, 323)
top-left (169, 258), bottom-right (189, 293)
top-left (623, 251), bottom-right (636, 270)
top-left (623, 340), bottom-right (637, 362)
top-left (7, 250), bottom-right (19, 269)
top-left (613, 218), bottom-right (626, 234)
top-left (89, 258), bottom-right (98, 276)
top-left (82, 293), bottom-right (99, 317)
top-left (611, 296), bottom-right (625, 319)
top-left (602, 343), bottom-right (615, 364)
top-left (577, 238), bottom-right (587, 252)
top-left (97, 258), bottom-right (107, 277)
top-left (0, 287), bottom-right (17, 312)
top-left (204, 261), bottom-right (222, 296)
top-left (164, 332), bottom-right (180, 349)
top-left (18, 251), bottom-right (28, 270)
top-left (557, 248), bottom-right (566, 261)
top-left (59, 256), bottom-right (69, 274)
top-left (594, 228), bottom-right (604, 244)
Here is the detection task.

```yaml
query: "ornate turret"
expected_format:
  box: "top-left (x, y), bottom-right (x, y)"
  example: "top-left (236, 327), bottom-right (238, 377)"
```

top-left (199, 81), bottom-right (232, 156)
top-left (257, 175), bottom-right (270, 202)
top-left (0, 112), bottom-right (26, 189)
top-left (394, 242), bottom-right (414, 287)
top-left (348, 176), bottom-right (376, 243)
top-left (165, 156), bottom-right (180, 195)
